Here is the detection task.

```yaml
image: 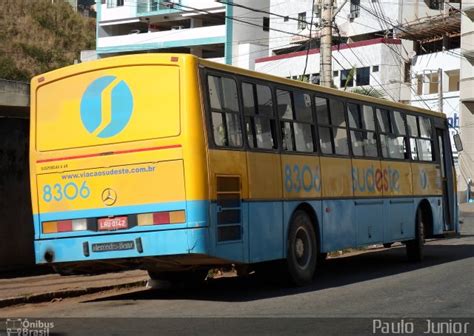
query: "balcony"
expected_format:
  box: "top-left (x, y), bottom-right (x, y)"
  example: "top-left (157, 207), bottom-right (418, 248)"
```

top-left (97, 24), bottom-right (226, 54)
top-left (136, 0), bottom-right (182, 16)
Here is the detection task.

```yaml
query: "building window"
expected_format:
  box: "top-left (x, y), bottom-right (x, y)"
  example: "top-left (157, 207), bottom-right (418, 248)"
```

top-left (350, 0), bottom-right (360, 18)
top-left (416, 75), bottom-right (423, 95)
top-left (372, 65), bottom-right (379, 72)
top-left (404, 62), bottom-right (411, 83)
top-left (428, 72), bottom-right (439, 95)
top-left (447, 70), bottom-right (460, 92)
top-left (297, 12), bottom-right (307, 30)
top-left (311, 73), bottom-right (320, 85)
top-left (356, 67), bottom-right (370, 86)
top-left (340, 69), bottom-right (354, 88)
top-left (333, 70), bottom-right (339, 77)
top-left (263, 17), bottom-right (270, 32)
top-left (107, 0), bottom-right (124, 7)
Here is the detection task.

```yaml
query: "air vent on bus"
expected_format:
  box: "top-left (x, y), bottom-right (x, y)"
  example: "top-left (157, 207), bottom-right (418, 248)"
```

top-left (216, 176), bottom-right (242, 242)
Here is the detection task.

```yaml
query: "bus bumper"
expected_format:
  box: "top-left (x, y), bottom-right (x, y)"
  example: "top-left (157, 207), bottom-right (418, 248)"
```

top-left (34, 227), bottom-right (209, 264)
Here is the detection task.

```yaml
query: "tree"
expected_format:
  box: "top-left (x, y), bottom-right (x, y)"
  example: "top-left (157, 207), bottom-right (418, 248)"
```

top-left (351, 87), bottom-right (385, 99)
top-left (0, 0), bottom-right (95, 81)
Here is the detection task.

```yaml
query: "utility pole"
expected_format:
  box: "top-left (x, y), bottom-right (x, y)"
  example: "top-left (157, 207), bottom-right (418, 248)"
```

top-left (320, 0), bottom-right (333, 87)
top-left (438, 68), bottom-right (443, 113)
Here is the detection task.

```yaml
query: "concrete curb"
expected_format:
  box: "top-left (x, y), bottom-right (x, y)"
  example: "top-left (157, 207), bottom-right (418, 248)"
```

top-left (0, 279), bottom-right (147, 309)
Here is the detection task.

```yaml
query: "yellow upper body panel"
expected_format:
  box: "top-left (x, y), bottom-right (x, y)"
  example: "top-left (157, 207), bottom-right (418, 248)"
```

top-left (30, 54), bottom-right (209, 216)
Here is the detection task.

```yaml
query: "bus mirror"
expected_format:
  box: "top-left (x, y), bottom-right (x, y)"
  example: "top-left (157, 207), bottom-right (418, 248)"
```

top-left (453, 134), bottom-right (463, 152)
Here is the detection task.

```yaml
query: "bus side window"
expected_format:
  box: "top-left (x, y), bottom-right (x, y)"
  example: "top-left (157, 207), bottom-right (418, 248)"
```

top-left (348, 103), bottom-right (378, 157)
top-left (277, 89), bottom-right (295, 151)
top-left (315, 96), bottom-right (349, 156)
top-left (406, 114), bottom-right (419, 160)
top-left (407, 115), bottom-right (434, 162)
top-left (329, 99), bottom-right (349, 155)
top-left (242, 82), bottom-right (276, 150)
top-left (377, 109), bottom-right (407, 160)
top-left (278, 89), bottom-right (314, 153)
top-left (293, 91), bottom-right (314, 152)
top-left (207, 75), bottom-right (242, 148)
top-left (315, 96), bottom-right (332, 154)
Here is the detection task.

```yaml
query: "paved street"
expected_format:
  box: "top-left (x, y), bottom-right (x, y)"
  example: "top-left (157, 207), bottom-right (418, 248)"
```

top-left (1, 217), bottom-right (473, 334)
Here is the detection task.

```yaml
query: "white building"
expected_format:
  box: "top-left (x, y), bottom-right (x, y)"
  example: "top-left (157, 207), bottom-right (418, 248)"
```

top-left (256, 0), bottom-right (462, 165)
top-left (396, 12), bottom-right (461, 160)
top-left (255, 38), bottom-right (404, 100)
top-left (459, 3), bottom-right (474, 200)
top-left (95, 0), bottom-right (270, 69)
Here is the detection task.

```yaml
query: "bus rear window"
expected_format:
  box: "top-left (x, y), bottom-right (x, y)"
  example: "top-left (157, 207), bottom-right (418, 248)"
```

top-left (35, 65), bottom-right (180, 151)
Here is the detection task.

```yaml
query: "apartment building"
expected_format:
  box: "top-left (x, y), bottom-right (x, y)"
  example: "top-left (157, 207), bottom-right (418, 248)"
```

top-left (255, 0), bottom-right (462, 166)
top-left (459, 4), bottom-right (474, 200)
top-left (95, 0), bottom-right (269, 69)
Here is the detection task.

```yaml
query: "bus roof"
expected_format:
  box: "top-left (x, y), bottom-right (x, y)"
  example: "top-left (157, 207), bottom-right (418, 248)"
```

top-left (31, 53), bottom-right (444, 119)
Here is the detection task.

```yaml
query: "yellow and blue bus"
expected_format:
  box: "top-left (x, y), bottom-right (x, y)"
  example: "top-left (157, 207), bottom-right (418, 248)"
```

top-left (30, 54), bottom-right (458, 285)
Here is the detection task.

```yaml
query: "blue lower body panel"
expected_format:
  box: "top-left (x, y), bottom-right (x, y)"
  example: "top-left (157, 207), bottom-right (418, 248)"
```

top-left (35, 227), bottom-right (209, 264)
top-left (35, 196), bottom-right (445, 265)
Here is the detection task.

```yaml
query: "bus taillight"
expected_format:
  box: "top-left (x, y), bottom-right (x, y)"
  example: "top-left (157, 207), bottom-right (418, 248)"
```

top-left (42, 219), bottom-right (87, 234)
top-left (137, 210), bottom-right (186, 226)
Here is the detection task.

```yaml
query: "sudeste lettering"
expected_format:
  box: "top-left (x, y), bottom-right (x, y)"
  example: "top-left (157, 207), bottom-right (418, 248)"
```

top-left (352, 166), bottom-right (400, 192)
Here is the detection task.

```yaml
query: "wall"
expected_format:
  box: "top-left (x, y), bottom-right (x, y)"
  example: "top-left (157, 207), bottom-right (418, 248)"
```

top-left (231, 0), bottom-right (270, 69)
top-left (0, 118), bottom-right (34, 269)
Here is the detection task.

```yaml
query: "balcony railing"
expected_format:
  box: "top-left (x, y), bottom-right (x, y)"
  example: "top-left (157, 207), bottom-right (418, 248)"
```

top-left (137, 0), bottom-right (181, 15)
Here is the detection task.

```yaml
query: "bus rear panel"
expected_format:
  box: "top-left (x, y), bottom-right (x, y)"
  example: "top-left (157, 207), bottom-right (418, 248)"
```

top-left (30, 55), bottom-right (214, 272)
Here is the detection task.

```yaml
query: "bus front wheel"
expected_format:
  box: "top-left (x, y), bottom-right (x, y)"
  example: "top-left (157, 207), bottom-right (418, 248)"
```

top-left (406, 208), bottom-right (425, 262)
top-left (286, 210), bottom-right (317, 286)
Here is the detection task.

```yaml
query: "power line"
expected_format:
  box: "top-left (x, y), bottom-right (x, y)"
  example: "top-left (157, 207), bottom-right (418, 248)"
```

top-left (166, 1), bottom-right (319, 39)
top-left (216, 0), bottom-right (314, 27)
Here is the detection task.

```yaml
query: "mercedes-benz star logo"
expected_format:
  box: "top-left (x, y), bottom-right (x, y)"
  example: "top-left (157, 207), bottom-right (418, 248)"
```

top-left (101, 188), bottom-right (117, 206)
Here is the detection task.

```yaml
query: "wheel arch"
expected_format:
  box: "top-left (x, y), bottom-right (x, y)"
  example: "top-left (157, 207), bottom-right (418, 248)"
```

top-left (417, 199), bottom-right (434, 238)
top-left (287, 202), bottom-right (322, 253)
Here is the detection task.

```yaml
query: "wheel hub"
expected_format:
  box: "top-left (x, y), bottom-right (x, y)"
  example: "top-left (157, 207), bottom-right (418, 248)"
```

top-left (296, 238), bottom-right (305, 258)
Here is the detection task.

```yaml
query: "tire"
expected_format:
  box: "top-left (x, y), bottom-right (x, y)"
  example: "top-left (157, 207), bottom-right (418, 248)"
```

top-left (383, 243), bottom-right (393, 248)
top-left (406, 208), bottom-right (425, 261)
top-left (286, 210), bottom-right (318, 286)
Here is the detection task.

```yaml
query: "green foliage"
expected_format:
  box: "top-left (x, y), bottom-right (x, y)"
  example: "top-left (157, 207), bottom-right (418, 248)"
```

top-left (0, 0), bottom-right (96, 81)
top-left (351, 87), bottom-right (385, 99)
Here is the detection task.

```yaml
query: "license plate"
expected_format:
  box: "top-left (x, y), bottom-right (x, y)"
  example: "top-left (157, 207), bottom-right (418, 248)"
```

top-left (98, 216), bottom-right (128, 231)
top-left (92, 241), bottom-right (135, 252)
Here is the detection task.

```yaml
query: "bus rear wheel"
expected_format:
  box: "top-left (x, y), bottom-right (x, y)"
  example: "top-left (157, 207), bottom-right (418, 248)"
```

top-left (406, 208), bottom-right (425, 262)
top-left (286, 210), bottom-right (317, 286)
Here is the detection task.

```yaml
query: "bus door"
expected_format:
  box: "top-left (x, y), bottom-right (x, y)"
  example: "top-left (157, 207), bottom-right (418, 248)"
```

top-left (434, 124), bottom-right (456, 231)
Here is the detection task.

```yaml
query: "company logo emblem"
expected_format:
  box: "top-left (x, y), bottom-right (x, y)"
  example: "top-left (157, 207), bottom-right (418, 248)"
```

top-left (101, 188), bottom-right (117, 206)
top-left (80, 76), bottom-right (133, 138)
